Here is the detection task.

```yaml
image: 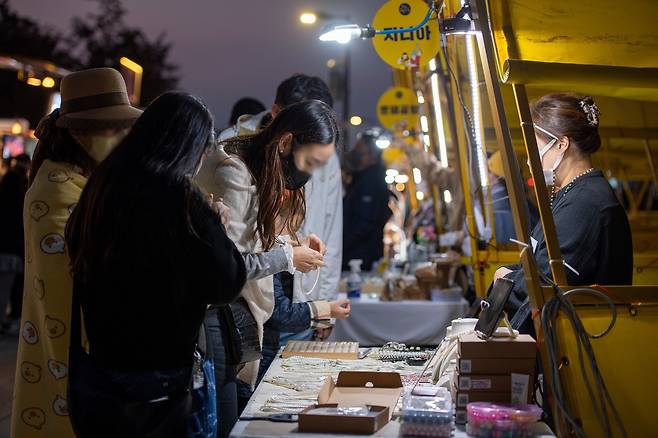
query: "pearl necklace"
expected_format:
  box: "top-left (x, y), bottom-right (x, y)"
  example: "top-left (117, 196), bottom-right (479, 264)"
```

top-left (551, 168), bottom-right (595, 207)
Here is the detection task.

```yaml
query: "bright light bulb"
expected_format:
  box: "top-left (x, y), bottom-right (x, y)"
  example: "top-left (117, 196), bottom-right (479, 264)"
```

top-left (26, 77), bottom-right (41, 86)
top-left (395, 183), bottom-right (406, 192)
top-left (394, 174), bottom-right (409, 184)
top-left (386, 169), bottom-right (399, 177)
top-left (428, 58), bottom-right (437, 72)
top-left (42, 76), bottom-right (55, 88)
top-left (326, 58), bottom-right (336, 68)
top-left (417, 93), bottom-right (425, 104)
top-left (319, 25), bottom-right (361, 44)
top-left (11, 122), bottom-right (22, 135)
top-left (385, 175), bottom-right (395, 184)
top-left (350, 115), bottom-right (362, 126)
top-left (300, 12), bottom-right (317, 25)
top-left (375, 138), bottom-right (391, 149)
top-left (416, 191), bottom-right (425, 201)
top-left (443, 190), bottom-right (453, 203)
top-left (413, 168), bottom-right (422, 184)
top-left (423, 134), bottom-right (431, 146)
top-left (420, 115), bottom-right (429, 132)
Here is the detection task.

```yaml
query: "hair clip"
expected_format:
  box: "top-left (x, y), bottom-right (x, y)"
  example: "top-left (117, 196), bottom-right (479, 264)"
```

top-left (579, 99), bottom-right (600, 127)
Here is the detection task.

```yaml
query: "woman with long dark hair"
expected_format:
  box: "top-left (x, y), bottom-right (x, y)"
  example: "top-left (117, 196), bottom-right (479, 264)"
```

top-left (195, 99), bottom-right (340, 435)
top-left (65, 92), bottom-right (246, 437)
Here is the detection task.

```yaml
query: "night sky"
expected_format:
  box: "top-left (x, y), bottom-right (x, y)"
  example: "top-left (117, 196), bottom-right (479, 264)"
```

top-left (12, 0), bottom-right (392, 130)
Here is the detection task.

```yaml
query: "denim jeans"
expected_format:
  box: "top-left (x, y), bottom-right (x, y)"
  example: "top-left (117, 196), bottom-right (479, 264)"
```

top-left (205, 307), bottom-right (238, 438)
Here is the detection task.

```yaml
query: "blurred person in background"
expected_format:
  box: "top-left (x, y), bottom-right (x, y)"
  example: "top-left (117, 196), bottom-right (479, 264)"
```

top-left (227, 97), bottom-right (266, 130)
top-left (0, 153), bottom-right (30, 332)
top-left (342, 130), bottom-right (393, 271)
top-left (11, 68), bottom-right (141, 438)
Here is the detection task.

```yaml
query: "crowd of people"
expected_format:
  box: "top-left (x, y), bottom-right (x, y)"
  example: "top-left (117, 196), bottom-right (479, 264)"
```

top-left (4, 66), bottom-right (397, 438)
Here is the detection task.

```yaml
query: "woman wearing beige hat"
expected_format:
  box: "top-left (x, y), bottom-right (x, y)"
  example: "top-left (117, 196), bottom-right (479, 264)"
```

top-left (11, 67), bottom-right (141, 438)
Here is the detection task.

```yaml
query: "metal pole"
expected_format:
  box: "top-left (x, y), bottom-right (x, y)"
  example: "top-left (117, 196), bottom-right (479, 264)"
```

top-left (343, 44), bottom-right (351, 124)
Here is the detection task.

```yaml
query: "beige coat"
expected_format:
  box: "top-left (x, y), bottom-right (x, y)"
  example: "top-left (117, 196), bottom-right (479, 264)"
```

top-left (196, 146), bottom-right (274, 386)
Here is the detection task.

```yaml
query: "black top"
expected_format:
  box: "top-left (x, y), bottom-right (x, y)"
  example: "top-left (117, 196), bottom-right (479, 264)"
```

top-left (505, 170), bottom-right (632, 312)
top-left (342, 163), bottom-right (393, 270)
top-left (75, 176), bottom-right (246, 371)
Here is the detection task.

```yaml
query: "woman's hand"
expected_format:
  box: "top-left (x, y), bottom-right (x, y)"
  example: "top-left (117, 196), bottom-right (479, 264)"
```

top-left (330, 299), bottom-right (351, 319)
top-left (494, 267), bottom-right (513, 282)
top-left (299, 234), bottom-right (326, 255)
top-left (209, 194), bottom-right (230, 229)
top-left (293, 246), bottom-right (324, 273)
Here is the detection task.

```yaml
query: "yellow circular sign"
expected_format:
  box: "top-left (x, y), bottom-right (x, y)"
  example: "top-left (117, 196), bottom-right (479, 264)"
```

top-left (372, 0), bottom-right (440, 70)
top-left (377, 87), bottom-right (420, 131)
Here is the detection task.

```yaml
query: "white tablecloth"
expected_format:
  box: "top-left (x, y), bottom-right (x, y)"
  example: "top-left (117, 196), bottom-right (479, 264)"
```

top-left (328, 298), bottom-right (470, 346)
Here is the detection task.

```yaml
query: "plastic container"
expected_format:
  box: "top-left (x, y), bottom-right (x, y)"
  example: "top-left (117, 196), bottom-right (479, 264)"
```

top-left (347, 259), bottom-right (362, 299)
top-left (400, 387), bottom-right (453, 437)
top-left (466, 402), bottom-right (542, 437)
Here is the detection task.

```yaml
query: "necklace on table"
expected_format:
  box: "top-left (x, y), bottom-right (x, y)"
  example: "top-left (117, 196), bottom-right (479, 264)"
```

top-left (551, 168), bottom-right (595, 207)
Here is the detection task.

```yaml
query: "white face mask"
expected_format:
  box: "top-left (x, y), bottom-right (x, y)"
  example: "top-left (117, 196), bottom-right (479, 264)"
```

top-left (73, 131), bottom-right (128, 163)
top-left (533, 124), bottom-right (564, 186)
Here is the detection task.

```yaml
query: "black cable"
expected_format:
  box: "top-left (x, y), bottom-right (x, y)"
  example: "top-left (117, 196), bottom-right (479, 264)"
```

top-left (536, 269), bottom-right (627, 438)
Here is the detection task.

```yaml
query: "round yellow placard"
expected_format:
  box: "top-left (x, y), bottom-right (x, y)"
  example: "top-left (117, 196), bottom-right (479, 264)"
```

top-left (372, 0), bottom-right (440, 70)
top-left (377, 86), bottom-right (420, 131)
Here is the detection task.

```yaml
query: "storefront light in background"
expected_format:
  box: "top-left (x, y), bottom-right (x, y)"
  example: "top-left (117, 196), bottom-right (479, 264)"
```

top-left (443, 190), bottom-right (453, 203)
top-left (420, 115), bottom-right (429, 133)
top-left (42, 76), bottom-right (55, 88)
top-left (350, 115), bottom-right (363, 126)
top-left (395, 174), bottom-right (409, 184)
top-left (385, 175), bottom-right (396, 184)
top-left (413, 167), bottom-right (422, 184)
top-left (416, 191), bottom-right (425, 201)
top-left (429, 58), bottom-right (449, 167)
top-left (375, 137), bottom-right (391, 149)
top-left (11, 122), bottom-right (22, 135)
top-left (417, 92), bottom-right (425, 104)
top-left (48, 92), bottom-right (61, 114)
top-left (26, 77), bottom-right (41, 87)
top-left (300, 12), bottom-right (318, 25)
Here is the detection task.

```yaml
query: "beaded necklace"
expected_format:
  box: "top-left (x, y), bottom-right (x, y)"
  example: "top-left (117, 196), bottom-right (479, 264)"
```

top-left (551, 168), bottom-right (595, 208)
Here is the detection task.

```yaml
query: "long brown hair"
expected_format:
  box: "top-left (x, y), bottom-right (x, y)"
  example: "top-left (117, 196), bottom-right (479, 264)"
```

top-left (223, 99), bottom-right (339, 250)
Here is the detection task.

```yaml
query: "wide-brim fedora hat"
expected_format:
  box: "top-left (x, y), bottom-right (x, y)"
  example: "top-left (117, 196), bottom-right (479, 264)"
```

top-left (56, 67), bottom-right (143, 130)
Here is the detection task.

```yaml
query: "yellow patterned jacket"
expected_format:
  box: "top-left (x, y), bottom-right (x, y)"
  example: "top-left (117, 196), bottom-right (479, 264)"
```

top-left (11, 159), bottom-right (86, 437)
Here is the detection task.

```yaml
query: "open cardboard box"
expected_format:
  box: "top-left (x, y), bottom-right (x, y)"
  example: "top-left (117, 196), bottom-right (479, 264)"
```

top-left (298, 371), bottom-right (403, 435)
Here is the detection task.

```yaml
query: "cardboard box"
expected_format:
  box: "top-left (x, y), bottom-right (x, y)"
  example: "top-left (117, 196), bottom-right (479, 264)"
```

top-left (458, 333), bottom-right (536, 359)
top-left (458, 357), bottom-right (536, 375)
top-left (298, 371), bottom-right (403, 435)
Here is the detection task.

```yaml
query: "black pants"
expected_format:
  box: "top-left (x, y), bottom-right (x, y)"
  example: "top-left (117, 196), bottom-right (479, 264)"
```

top-left (205, 308), bottom-right (237, 438)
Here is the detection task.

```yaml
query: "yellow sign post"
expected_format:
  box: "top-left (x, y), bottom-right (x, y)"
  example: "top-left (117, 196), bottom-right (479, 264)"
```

top-left (376, 86), bottom-right (420, 131)
top-left (372, 0), bottom-right (440, 70)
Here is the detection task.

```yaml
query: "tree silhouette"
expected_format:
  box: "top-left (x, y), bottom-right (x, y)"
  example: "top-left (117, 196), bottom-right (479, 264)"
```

top-left (0, 0), bottom-right (77, 66)
top-left (0, 0), bottom-right (179, 106)
top-left (67, 0), bottom-right (179, 105)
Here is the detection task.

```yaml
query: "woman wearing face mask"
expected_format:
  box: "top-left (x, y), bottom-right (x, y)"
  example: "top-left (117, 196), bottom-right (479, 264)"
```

top-left (494, 94), bottom-right (632, 330)
top-left (197, 99), bottom-right (339, 433)
top-left (11, 68), bottom-right (141, 438)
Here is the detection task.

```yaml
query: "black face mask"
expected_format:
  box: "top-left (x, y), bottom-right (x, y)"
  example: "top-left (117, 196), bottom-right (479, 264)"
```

top-left (282, 153), bottom-right (311, 190)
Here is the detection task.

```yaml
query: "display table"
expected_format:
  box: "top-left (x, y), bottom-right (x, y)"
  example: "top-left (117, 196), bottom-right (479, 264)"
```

top-left (231, 352), bottom-right (554, 438)
top-left (329, 298), bottom-right (470, 346)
